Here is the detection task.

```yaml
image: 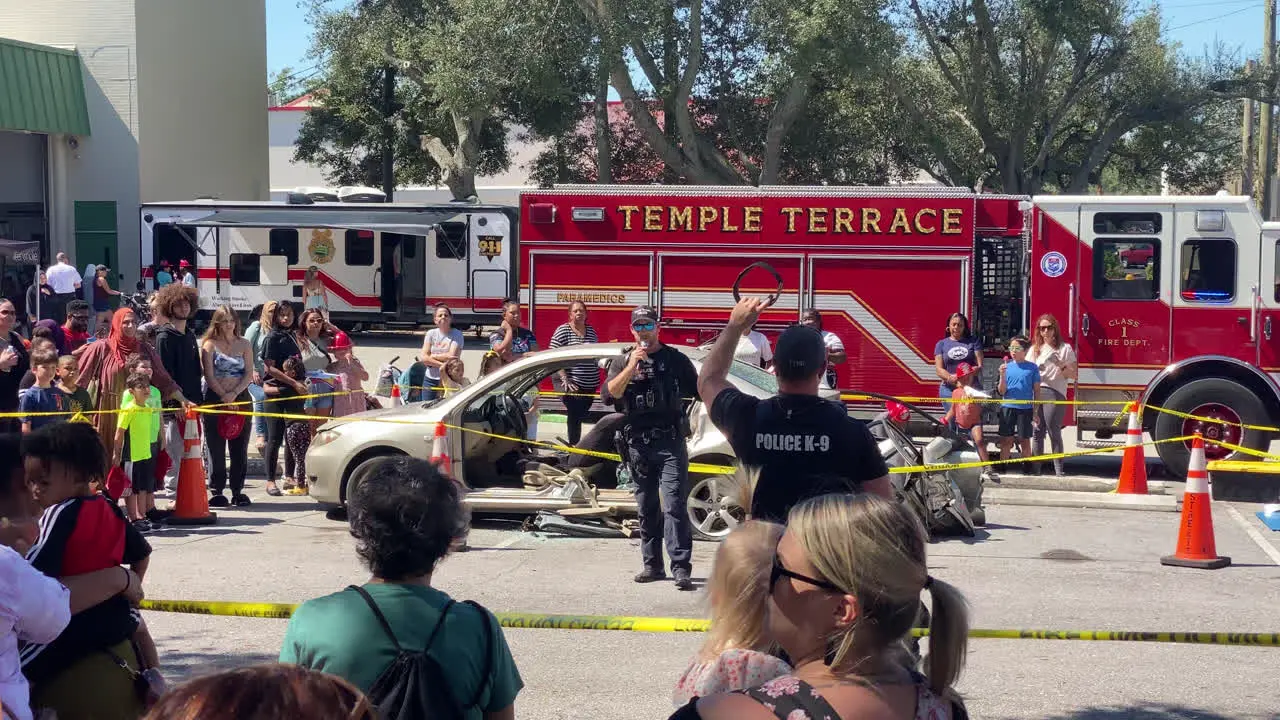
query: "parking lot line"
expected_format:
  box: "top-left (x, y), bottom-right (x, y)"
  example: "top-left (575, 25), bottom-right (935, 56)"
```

top-left (1225, 504), bottom-right (1280, 566)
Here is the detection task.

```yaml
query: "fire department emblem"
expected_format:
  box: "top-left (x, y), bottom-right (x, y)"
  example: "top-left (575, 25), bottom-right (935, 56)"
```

top-left (1040, 251), bottom-right (1067, 278)
top-left (308, 229), bottom-right (335, 265)
top-left (477, 235), bottom-right (503, 260)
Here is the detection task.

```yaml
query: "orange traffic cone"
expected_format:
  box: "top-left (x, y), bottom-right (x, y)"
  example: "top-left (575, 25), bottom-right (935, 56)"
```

top-left (1116, 404), bottom-right (1148, 495)
top-left (166, 411), bottom-right (217, 526)
top-left (430, 423), bottom-right (452, 476)
top-left (1161, 434), bottom-right (1229, 569)
top-left (389, 383), bottom-right (403, 408)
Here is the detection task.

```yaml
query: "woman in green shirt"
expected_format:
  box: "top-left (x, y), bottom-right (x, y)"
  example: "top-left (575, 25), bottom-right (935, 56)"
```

top-left (279, 457), bottom-right (523, 720)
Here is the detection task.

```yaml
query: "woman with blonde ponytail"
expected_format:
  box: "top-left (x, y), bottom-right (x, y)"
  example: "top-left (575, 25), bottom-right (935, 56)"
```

top-left (669, 493), bottom-right (970, 720)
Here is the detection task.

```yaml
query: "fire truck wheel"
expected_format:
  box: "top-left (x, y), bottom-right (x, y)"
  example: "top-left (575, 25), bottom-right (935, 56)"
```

top-left (1153, 377), bottom-right (1270, 478)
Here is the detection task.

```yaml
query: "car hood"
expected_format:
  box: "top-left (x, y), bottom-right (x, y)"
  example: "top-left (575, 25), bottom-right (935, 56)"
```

top-left (319, 399), bottom-right (442, 430)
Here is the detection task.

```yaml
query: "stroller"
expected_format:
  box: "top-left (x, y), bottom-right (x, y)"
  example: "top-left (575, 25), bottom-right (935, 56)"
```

top-left (375, 356), bottom-right (403, 398)
top-left (374, 357), bottom-right (432, 403)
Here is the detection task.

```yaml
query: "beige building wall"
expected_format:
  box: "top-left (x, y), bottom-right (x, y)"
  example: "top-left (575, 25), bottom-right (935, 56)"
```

top-left (0, 0), bottom-right (141, 263)
top-left (135, 0), bottom-right (269, 204)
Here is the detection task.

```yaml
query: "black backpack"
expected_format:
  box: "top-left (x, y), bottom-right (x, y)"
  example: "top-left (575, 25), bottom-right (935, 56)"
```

top-left (348, 585), bottom-right (495, 720)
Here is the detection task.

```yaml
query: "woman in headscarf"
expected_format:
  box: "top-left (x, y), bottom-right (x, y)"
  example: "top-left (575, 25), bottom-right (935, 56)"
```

top-left (76, 308), bottom-right (192, 461)
top-left (33, 319), bottom-right (69, 356)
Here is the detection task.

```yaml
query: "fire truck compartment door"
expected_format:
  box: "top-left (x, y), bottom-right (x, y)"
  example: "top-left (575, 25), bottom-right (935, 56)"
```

top-left (470, 212), bottom-right (511, 313)
top-left (1169, 204), bottom-right (1258, 367)
top-left (807, 255), bottom-right (968, 394)
top-left (656, 254), bottom-right (802, 347)
top-left (527, 251), bottom-right (653, 342)
top-left (1075, 205), bottom-right (1173, 387)
top-left (1256, 232), bottom-right (1280, 374)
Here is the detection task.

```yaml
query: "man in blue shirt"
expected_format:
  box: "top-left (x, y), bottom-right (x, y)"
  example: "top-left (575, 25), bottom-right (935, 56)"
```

top-left (998, 336), bottom-right (1040, 470)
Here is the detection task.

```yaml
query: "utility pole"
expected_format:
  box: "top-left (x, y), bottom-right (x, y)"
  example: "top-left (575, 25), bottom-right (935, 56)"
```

top-left (1259, 0), bottom-right (1276, 217)
top-left (381, 64), bottom-right (396, 201)
top-left (1243, 60), bottom-right (1257, 197)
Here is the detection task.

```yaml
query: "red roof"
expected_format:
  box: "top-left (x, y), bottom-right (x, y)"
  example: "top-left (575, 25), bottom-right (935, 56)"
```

top-left (269, 92), bottom-right (321, 111)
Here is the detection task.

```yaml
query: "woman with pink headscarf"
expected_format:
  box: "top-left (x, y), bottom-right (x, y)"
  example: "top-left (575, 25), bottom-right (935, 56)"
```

top-left (76, 309), bottom-right (192, 462)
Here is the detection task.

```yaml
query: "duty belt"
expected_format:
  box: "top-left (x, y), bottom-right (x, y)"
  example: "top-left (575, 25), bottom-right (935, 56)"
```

top-left (625, 425), bottom-right (681, 443)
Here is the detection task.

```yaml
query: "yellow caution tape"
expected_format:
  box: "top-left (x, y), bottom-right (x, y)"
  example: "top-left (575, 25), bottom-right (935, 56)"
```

top-left (889, 435), bottom-right (1195, 475)
top-left (136, 600), bottom-right (1280, 645)
top-left (1201, 438), bottom-right (1280, 462)
top-left (199, 404), bottom-right (1197, 477)
top-left (838, 393), bottom-right (1134, 406)
top-left (1146, 403), bottom-right (1280, 434)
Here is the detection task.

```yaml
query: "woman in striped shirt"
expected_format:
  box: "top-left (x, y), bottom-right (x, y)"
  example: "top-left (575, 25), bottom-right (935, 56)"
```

top-left (547, 301), bottom-right (600, 445)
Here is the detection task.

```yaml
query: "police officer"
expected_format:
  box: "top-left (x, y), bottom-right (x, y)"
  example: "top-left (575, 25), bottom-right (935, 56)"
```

top-left (603, 306), bottom-right (699, 590)
top-left (698, 297), bottom-right (893, 524)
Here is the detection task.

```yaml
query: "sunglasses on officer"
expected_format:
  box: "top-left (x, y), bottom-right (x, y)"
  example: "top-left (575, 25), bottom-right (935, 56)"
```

top-left (632, 322), bottom-right (656, 332)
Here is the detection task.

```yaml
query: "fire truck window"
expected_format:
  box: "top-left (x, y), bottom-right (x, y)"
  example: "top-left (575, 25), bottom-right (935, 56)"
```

top-left (1092, 212), bottom-right (1162, 235)
top-left (1275, 241), bottom-right (1280, 302)
top-left (1093, 239), bottom-right (1158, 300)
top-left (1179, 239), bottom-right (1236, 303)
top-left (269, 229), bottom-right (299, 265)
top-left (229, 253), bottom-right (260, 286)
top-left (435, 222), bottom-right (468, 260)
top-left (345, 230), bottom-right (375, 266)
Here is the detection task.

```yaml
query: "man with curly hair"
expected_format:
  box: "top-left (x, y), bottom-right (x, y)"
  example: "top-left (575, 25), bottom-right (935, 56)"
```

top-left (151, 283), bottom-right (203, 495)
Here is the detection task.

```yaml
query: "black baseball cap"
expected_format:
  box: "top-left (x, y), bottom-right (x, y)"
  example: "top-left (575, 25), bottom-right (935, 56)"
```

top-left (774, 325), bottom-right (827, 381)
top-left (632, 306), bottom-right (658, 324)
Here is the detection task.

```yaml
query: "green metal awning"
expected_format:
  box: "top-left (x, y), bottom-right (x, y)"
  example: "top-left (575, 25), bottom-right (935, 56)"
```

top-left (0, 37), bottom-right (91, 135)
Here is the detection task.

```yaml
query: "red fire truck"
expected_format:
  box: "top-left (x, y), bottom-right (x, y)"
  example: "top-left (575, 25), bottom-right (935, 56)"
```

top-left (520, 186), bottom-right (1280, 476)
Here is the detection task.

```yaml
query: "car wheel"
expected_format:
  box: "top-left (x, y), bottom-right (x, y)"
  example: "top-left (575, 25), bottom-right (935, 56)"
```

top-left (342, 452), bottom-right (405, 504)
top-left (1153, 377), bottom-right (1270, 478)
top-left (686, 474), bottom-right (746, 541)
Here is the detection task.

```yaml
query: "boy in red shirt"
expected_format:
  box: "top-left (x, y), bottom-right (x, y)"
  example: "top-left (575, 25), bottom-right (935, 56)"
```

top-left (943, 363), bottom-right (994, 477)
top-left (20, 422), bottom-right (163, 716)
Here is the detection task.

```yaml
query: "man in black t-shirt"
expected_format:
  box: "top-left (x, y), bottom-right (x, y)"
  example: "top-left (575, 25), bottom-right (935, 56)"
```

top-left (152, 284), bottom-right (203, 503)
top-left (602, 306), bottom-right (699, 590)
top-left (698, 298), bottom-right (892, 524)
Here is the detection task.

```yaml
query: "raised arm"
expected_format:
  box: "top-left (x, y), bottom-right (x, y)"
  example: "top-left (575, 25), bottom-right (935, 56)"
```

top-left (698, 297), bottom-right (768, 408)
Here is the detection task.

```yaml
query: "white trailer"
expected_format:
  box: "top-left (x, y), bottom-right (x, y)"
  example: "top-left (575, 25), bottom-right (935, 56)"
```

top-left (138, 199), bottom-right (518, 329)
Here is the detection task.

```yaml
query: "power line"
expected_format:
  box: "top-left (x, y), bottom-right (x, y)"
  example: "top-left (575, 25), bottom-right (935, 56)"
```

top-left (1158, 0), bottom-right (1258, 9)
top-left (271, 64), bottom-right (321, 86)
top-left (1167, 5), bottom-right (1256, 31)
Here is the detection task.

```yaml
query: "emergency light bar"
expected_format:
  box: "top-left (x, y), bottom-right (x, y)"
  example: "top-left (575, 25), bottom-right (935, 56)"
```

top-left (1181, 289), bottom-right (1232, 303)
top-left (529, 203), bottom-right (557, 224)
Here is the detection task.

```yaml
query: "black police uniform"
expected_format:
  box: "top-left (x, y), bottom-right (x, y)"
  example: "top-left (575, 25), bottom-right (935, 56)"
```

top-left (603, 345), bottom-right (699, 577)
top-left (710, 388), bottom-right (888, 524)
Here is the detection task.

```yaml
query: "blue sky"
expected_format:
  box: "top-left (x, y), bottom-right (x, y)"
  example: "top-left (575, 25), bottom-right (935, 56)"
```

top-left (266, 0), bottom-right (1266, 79)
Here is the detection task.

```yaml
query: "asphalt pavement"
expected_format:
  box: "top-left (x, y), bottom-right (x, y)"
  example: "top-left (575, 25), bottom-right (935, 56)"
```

top-left (139, 330), bottom-right (1280, 719)
top-left (140, 489), bottom-right (1280, 719)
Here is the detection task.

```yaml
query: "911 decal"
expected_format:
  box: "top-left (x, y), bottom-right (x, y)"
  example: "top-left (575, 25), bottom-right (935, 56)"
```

top-left (478, 235), bottom-right (503, 259)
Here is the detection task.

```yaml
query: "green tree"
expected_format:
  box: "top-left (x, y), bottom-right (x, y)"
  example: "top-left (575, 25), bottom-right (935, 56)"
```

top-left (299, 0), bottom-right (593, 200)
top-left (573, 0), bottom-right (900, 185)
top-left (268, 66), bottom-right (316, 107)
top-left (893, 0), bottom-right (1239, 194)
